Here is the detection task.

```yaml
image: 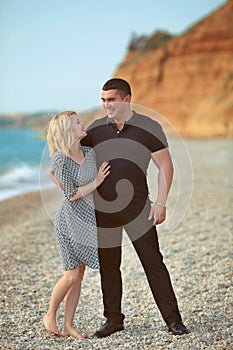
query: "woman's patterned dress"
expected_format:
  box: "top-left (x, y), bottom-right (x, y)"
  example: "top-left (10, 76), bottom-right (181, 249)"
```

top-left (52, 146), bottom-right (99, 270)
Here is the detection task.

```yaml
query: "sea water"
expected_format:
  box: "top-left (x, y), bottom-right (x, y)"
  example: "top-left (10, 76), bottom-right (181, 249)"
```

top-left (0, 128), bottom-right (54, 201)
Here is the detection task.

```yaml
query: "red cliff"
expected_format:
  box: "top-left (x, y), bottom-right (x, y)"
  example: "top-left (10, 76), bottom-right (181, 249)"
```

top-left (113, 1), bottom-right (233, 138)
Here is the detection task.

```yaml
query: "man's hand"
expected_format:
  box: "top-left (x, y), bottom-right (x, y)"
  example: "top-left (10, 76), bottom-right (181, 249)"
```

top-left (148, 203), bottom-right (166, 226)
top-left (50, 169), bottom-right (63, 191)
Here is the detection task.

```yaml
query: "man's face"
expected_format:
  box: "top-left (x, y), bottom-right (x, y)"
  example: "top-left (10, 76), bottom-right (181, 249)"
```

top-left (101, 89), bottom-right (129, 119)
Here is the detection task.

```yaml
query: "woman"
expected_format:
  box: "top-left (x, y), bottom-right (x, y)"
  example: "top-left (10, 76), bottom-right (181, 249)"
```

top-left (43, 111), bottom-right (110, 338)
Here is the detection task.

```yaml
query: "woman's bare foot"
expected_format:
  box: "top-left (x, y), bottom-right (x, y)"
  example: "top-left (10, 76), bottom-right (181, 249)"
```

top-left (61, 325), bottom-right (87, 338)
top-left (43, 314), bottom-right (60, 336)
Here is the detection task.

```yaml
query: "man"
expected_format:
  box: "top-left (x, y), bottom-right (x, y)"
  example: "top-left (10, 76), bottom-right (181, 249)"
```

top-left (81, 78), bottom-right (189, 337)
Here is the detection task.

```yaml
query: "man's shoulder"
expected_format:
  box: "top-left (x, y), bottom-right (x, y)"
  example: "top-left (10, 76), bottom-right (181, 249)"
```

top-left (132, 111), bottom-right (168, 148)
top-left (132, 111), bottom-right (164, 133)
top-left (133, 111), bottom-right (162, 127)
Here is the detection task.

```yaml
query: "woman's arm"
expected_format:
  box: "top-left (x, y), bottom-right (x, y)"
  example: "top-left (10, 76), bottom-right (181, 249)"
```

top-left (50, 168), bottom-right (63, 190)
top-left (70, 161), bottom-right (110, 201)
top-left (52, 154), bottom-right (110, 201)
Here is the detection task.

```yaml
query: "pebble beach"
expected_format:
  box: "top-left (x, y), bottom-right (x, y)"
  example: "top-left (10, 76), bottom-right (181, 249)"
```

top-left (0, 139), bottom-right (232, 350)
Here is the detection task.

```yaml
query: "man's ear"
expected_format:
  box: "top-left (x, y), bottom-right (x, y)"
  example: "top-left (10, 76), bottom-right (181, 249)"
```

top-left (124, 94), bottom-right (131, 103)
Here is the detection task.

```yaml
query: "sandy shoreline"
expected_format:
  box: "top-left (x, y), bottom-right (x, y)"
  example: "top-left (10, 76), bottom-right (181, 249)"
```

top-left (0, 139), bottom-right (232, 349)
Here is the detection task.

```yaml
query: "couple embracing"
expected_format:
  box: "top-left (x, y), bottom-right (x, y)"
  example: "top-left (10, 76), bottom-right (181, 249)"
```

top-left (43, 78), bottom-right (189, 339)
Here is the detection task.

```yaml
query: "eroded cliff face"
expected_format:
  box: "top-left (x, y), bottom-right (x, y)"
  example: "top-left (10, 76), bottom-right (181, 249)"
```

top-left (114, 1), bottom-right (233, 138)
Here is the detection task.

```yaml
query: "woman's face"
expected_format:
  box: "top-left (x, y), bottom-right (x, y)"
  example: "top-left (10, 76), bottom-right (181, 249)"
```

top-left (70, 114), bottom-right (86, 141)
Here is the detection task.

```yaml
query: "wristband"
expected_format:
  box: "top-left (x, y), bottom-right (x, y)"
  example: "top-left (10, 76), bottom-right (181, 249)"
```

top-left (155, 201), bottom-right (166, 208)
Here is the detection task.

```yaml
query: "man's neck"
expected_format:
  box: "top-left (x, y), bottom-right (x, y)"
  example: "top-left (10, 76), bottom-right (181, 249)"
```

top-left (113, 110), bottom-right (133, 125)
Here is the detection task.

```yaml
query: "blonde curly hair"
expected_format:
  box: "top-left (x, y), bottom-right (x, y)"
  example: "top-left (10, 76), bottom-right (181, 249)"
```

top-left (47, 111), bottom-right (77, 156)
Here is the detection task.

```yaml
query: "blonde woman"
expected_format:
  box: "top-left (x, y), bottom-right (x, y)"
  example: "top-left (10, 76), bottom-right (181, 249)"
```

top-left (43, 111), bottom-right (110, 339)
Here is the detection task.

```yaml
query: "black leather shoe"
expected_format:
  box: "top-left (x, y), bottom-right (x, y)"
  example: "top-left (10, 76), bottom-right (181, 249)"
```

top-left (168, 321), bottom-right (189, 335)
top-left (94, 321), bottom-right (124, 338)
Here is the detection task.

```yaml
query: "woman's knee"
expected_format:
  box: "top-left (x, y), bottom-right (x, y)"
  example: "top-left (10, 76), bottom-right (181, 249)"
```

top-left (65, 265), bottom-right (85, 284)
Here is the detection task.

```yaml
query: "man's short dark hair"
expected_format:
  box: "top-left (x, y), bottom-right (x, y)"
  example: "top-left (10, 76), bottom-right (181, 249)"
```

top-left (102, 78), bottom-right (132, 98)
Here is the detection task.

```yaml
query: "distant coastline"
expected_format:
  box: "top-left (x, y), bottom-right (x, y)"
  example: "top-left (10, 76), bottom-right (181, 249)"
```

top-left (1, 108), bottom-right (232, 139)
top-left (0, 111), bottom-right (55, 130)
top-left (0, 107), bottom-right (102, 132)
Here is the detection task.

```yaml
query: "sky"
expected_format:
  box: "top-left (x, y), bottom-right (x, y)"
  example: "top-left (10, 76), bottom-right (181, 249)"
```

top-left (0, 0), bottom-right (225, 114)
